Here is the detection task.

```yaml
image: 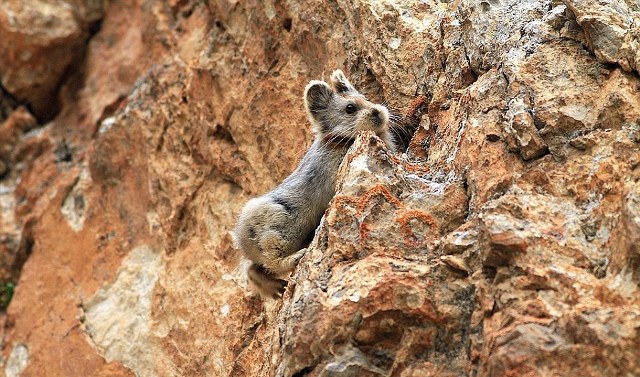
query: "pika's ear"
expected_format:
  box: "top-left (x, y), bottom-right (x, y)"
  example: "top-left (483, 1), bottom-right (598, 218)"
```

top-left (329, 69), bottom-right (356, 94)
top-left (304, 80), bottom-right (333, 116)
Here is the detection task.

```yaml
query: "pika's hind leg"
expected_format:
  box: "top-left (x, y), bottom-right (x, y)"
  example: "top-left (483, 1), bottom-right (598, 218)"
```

top-left (248, 263), bottom-right (288, 299)
top-left (247, 248), bottom-right (306, 299)
top-left (257, 229), bottom-right (304, 274)
top-left (265, 248), bottom-right (307, 275)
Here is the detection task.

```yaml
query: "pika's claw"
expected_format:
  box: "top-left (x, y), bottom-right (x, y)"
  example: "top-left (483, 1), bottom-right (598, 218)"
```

top-left (248, 264), bottom-right (289, 299)
top-left (274, 280), bottom-right (288, 299)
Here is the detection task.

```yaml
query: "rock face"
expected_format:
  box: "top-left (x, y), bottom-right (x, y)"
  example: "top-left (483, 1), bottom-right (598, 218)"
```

top-left (0, 0), bottom-right (105, 121)
top-left (0, 0), bottom-right (639, 376)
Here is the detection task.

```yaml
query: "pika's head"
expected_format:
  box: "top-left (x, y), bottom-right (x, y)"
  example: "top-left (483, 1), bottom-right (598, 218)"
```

top-left (304, 70), bottom-right (389, 141)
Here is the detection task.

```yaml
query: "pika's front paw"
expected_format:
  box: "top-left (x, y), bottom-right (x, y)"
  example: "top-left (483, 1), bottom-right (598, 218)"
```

top-left (248, 263), bottom-right (288, 299)
top-left (293, 248), bottom-right (307, 264)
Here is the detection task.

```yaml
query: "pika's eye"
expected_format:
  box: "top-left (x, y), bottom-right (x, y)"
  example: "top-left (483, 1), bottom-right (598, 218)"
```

top-left (345, 103), bottom-right (357, 114)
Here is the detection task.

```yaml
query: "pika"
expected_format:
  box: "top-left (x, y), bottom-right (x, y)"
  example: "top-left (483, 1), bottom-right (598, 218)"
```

top-left (233, 69), bottom-right (395, 298)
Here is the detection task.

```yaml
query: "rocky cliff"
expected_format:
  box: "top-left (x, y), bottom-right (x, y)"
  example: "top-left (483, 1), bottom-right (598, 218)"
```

top-left (0, 0), bottom-right (639, 376)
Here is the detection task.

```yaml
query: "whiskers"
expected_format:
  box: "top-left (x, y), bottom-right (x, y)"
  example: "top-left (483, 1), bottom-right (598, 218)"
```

top-left (292, 143), bottom-right (308, 161)
top-left (387, 113), bottom-right (415, 149)
top-left (322, 128), bottom-right (357, 148)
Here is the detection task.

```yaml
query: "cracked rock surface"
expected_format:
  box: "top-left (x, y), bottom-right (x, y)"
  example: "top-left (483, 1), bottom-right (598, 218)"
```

top-left (0, 0), bottom-right (638, 376)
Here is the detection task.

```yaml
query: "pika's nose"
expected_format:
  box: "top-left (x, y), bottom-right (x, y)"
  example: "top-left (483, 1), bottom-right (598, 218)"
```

top-left (371, 108), bottom-right (382, 126)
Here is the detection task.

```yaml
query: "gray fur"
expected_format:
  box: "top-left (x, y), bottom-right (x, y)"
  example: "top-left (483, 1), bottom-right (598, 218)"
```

top-left (233, 69), bottom-right (395, 298)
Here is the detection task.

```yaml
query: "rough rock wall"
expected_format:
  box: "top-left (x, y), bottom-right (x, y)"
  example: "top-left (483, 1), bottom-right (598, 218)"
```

top-left (0, 0), bottom-right (639, 376)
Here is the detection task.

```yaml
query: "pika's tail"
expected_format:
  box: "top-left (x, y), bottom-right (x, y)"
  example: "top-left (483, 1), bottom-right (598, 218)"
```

top-left (247, 263), bottom-right (288, 299)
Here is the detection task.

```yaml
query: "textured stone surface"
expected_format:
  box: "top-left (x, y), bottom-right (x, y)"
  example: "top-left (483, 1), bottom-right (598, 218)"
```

top-left (84, 245), bottom-right (163, 377)
top-left (0, 0), bottom-right (106, 120)
top-left (564, 0), bottom-right (640, 73)
top-left (0, 0), bottom-right (639, 376)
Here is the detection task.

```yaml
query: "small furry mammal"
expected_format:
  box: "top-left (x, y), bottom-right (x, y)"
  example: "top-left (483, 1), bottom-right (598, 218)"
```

top-left (233, 69), bottom-right (396, 298)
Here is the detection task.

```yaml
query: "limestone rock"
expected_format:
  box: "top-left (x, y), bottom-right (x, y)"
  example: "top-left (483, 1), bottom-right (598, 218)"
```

top-left (564, 0), bottom-right (640, 73)
top-left (0, 0), bottom-right (638, 376)
top-left (0, 0), bottom-right (105, 120)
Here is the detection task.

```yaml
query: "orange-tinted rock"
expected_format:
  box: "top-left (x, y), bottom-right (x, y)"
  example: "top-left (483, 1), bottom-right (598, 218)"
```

top-left (0, 0), bottom-right (105, 121)
top-left (0, 107), bottom-right (37, 163)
